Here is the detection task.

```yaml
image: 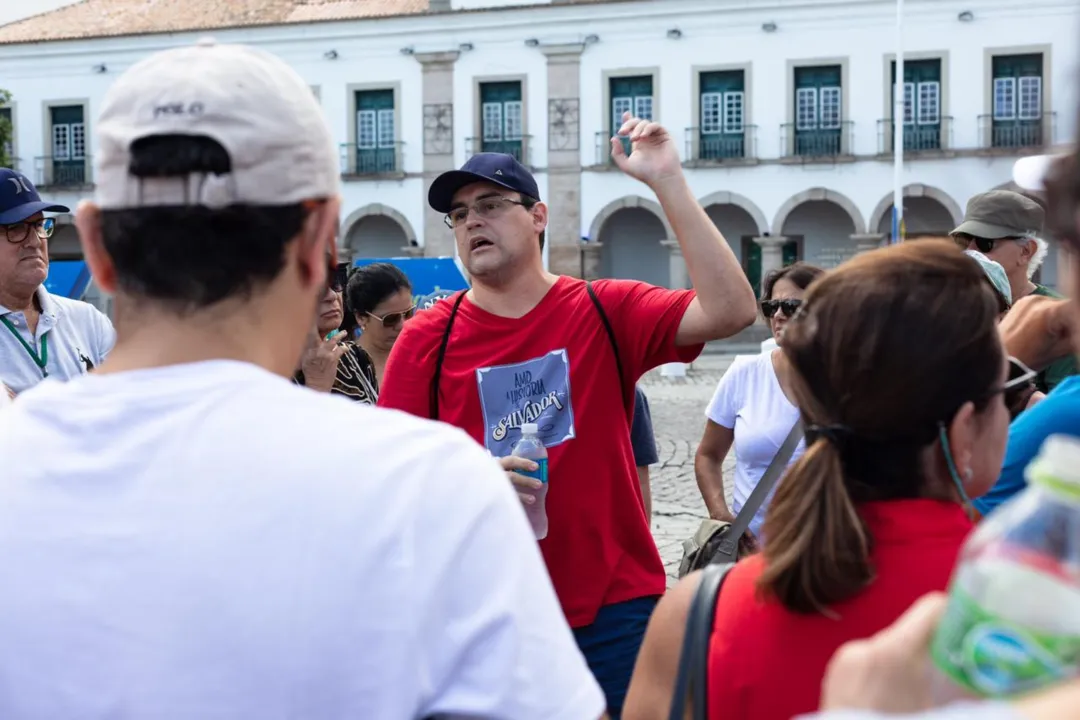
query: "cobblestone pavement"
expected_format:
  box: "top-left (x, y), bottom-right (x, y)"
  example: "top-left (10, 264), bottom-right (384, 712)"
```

top-left (639, 354), bottom-right (739, 586)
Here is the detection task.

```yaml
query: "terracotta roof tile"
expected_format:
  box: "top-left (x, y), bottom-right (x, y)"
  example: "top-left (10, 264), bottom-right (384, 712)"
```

top-left (0, 0), bottom-right (433, 45)
top-left (288, 0), bottom-right (430, 22)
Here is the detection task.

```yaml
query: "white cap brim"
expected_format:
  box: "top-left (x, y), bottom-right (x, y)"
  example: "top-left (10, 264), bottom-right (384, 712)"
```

top-left (1013, 151), bottom-right (1071, 192)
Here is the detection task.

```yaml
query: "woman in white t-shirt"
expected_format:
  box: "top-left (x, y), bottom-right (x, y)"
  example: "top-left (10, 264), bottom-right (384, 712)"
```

top-left (694, 262), bottom-right (825, 542)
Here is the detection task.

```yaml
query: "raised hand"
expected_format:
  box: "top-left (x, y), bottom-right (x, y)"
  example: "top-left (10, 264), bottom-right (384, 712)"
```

top-left (610, 111), bottom-right (684, 190)
top-left (300, 329), bottom-right (349, 393)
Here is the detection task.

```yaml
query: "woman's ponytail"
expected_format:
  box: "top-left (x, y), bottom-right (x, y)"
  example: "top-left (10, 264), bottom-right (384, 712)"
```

top-left (756, 437), bottom-right (872, 614)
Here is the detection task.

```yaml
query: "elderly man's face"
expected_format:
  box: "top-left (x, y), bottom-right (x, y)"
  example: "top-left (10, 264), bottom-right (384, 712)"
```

top-left (986, 237), bottom-right (1035, 280)
top-left (0, 212), bottom-right (50, 294)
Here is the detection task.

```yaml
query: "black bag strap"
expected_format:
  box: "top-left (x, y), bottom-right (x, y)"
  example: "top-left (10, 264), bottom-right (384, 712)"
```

top-left (711, 419), bottom-right (804, 565)
top-left (429, 290), bottom-right (468, 420)
top-left (668, 561), bottom-right (735, 720)
top-left (586, 281), bottom-right (633, 418)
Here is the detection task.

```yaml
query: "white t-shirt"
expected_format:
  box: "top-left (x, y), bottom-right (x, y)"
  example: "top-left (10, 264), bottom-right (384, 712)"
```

top-left (705, 351), bottom-right (805, 538)
top-left (0, 361), bottom-right (604, 720)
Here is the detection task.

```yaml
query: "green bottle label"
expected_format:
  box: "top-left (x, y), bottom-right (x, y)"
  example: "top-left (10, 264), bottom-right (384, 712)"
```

top-left (931, 586), bottom-right (1080, 697)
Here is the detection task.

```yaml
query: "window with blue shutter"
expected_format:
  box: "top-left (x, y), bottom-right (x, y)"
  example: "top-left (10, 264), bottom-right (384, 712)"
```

top-left (480, 81), bottom-right (524, 161)
top-left (890, 58), bottom-right (942, 151)
top-left (991, 54), bottom-right (1043, 148)
top-left (610, 75), bottom-right (653, 156)
top-left (793, 66), bottom-right (842, 156)
top-left (699, 70), bottom-right (745, 160)
top-left (49, 105), bottom-right (85, 185)
top-left (355, 89), bottom-right (396, 173)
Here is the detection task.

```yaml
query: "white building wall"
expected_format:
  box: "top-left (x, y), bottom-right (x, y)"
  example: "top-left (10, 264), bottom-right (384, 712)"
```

top-left (0, 0), bottom-right (1076, 285)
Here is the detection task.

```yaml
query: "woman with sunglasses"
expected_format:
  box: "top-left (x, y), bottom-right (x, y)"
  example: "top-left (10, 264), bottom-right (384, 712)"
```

top-left (295, 264), bottom-right (380, 404)
top-left (625, 240), bottom-right (1019, 720)
top-left (345, 262), bottom-right (415, 394)
top-left (693, 262), bottom-right (825, 545)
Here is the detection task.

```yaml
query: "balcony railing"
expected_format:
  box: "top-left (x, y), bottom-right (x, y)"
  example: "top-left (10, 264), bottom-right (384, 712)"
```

top-left (339, 143), bottom-right (404, 176)
top-left (684, 126), bottom-right (758, 163)
top-left (781, 122), bottom-right (854, 159)
top-left (977, 113), bottom-right (1056, 150)
top-left (466, 136), bottom-right (532, 166)
top-left (877, 117), bottom-right (954, 154)
top-left (35, 156), bottom-right (92, 188)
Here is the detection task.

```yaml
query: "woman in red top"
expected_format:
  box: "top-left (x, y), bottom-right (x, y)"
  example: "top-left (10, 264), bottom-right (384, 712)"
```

top-left (624, 240), bottom-right (1012, 720)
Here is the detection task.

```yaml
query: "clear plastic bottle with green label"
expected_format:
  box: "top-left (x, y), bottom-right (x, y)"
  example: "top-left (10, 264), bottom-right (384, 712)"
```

top-left (512, 423), bottom-right (549, 540)
top-left (931, 434), bottom-right (1080, 703)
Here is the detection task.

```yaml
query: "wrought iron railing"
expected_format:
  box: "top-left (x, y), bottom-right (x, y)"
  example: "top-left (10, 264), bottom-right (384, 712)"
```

top-left (34, 156), bottom-right (92, 187)
top-left (339, 143), bottom-right (404, 176)
top-left (684, 126), bottom-right (757, 162)
top-left (876, 117), bottom-right (953, 154)
top-left (781, 122), bottom-right (854, 158)
top-left (977, 113), bottom-right (1056, 150)
top-left (466, 136), bottom-right (532, 166)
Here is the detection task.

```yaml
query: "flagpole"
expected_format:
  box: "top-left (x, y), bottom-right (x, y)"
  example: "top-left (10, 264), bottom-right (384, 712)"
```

top-left (892, 0), bottom-right (905, 244)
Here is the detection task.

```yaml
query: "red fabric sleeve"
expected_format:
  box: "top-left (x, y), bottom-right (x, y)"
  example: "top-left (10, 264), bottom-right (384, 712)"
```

top-left (376, 309), bottom-right (447, 419)
top-left (592, 279), bottom-right (704, 380)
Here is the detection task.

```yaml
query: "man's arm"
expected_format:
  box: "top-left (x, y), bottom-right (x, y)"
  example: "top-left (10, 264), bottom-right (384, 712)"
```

top-left (611, 112), bottom-right (757, 346)
top-left (631, 387), bottom-right (659, 520)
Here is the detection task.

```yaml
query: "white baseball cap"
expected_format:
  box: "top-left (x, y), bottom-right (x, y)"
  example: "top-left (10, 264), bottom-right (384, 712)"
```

top-left (95, 38), bottom-right (339, 210)
top-left (1013, 148), bottom-right (1072, 192)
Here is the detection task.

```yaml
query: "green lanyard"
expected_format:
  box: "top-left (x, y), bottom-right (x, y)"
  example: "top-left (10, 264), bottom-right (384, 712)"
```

top-left (0, 315), bottom-right (48, 377)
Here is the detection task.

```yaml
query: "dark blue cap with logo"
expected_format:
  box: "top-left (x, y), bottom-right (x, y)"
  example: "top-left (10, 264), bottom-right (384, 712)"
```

top-left (0, 168), bottom-right (69, 225)
top-left (428, 153), bottom-right (540, 213)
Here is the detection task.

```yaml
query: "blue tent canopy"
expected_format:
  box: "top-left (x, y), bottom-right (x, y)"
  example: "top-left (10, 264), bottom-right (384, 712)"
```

top-left (351, 256), bottom-right (468, 310)
top-left (44, 260), bottom-right (92, 300)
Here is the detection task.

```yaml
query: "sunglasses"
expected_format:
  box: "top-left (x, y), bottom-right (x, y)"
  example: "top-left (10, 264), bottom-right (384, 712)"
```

top-left (761, 298), bottom-right (802, 319)
top-left (1004, 357), bottom-right (1038, 390)
top-left (955, 236), bottom-right (1026, 254)
top-left (365, 305), bottom-right (416, 328)
top-left (4, 217), bottom-right (55, 244)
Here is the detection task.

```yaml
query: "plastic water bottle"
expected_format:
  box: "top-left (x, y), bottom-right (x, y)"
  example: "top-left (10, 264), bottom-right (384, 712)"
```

top-left (511, 423), bottom-right (549, 540)
top-left (930, 434), bottom-right (1080, 703)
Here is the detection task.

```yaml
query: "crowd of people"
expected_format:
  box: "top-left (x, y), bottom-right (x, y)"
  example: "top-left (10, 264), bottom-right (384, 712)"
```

top-left (1, 36), bottom-right (1079, 720)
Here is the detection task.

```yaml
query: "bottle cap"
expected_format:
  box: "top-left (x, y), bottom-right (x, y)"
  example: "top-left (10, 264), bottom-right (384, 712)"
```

top-left (1025, 434), bottom-right (1080, 501)
top-left (521, 423), bottom-right (538, 435)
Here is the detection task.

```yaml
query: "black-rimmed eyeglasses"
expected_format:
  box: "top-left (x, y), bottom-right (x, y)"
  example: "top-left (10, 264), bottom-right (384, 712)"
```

top-left (4, 217), bottom-right (54, 244)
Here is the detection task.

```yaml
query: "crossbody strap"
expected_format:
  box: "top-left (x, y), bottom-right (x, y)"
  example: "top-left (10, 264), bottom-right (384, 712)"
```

top-left (429, 290), bottom-right (467, 420)
top-left (586, 281), bottom-right (633, 419)
top-left (713, 419), bottom-right (803, 563)
top-left (668, 561), bottom-right (735, 720)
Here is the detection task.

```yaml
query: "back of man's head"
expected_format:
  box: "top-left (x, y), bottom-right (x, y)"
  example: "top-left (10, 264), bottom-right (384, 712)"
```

top-left (78, 39), bottom-right (340, 317)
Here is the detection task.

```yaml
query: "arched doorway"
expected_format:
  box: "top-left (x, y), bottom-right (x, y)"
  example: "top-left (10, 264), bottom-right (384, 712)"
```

top-left (345, 215), bottom-right (408, 260)
top-left (596, 207), bottom-right (670, 287)
top-left (869, 185), bottom-right (962, 240)
top-left (874, 197), bottom-right (957, 238)
top-left (340, 204), bottom-right (417, 261)
top-left (776, 195), bottom-right (862, 269)
top-left (704, 203), bottom-right (766, 296)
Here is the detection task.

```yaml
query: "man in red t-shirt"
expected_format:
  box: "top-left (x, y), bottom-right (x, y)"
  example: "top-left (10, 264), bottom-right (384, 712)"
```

top-left (378, 112), bottom-right (756, 716)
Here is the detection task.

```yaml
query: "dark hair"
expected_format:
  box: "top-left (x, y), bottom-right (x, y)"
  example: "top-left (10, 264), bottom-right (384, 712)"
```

top-left (758, 240), bottom-right (1002, 614)
top-left (101, 135), bottom-right (307, 312)
top-left (762, 262), bottom-right (826, 302)
top-left (345, 262), bottom-right (412, 319)
top-left (519, 195), bottom-right (546, 249)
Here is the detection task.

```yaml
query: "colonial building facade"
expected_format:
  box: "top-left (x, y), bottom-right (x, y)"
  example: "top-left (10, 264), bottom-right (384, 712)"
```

top-left (0, 0), bottom-right (1076, 312)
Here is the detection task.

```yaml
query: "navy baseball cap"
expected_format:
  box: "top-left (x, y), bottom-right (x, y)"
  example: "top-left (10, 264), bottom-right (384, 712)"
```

top-left (428, 153), bottom-right (540, 213)
top-left (0, 168), bottom-right (69, 225)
